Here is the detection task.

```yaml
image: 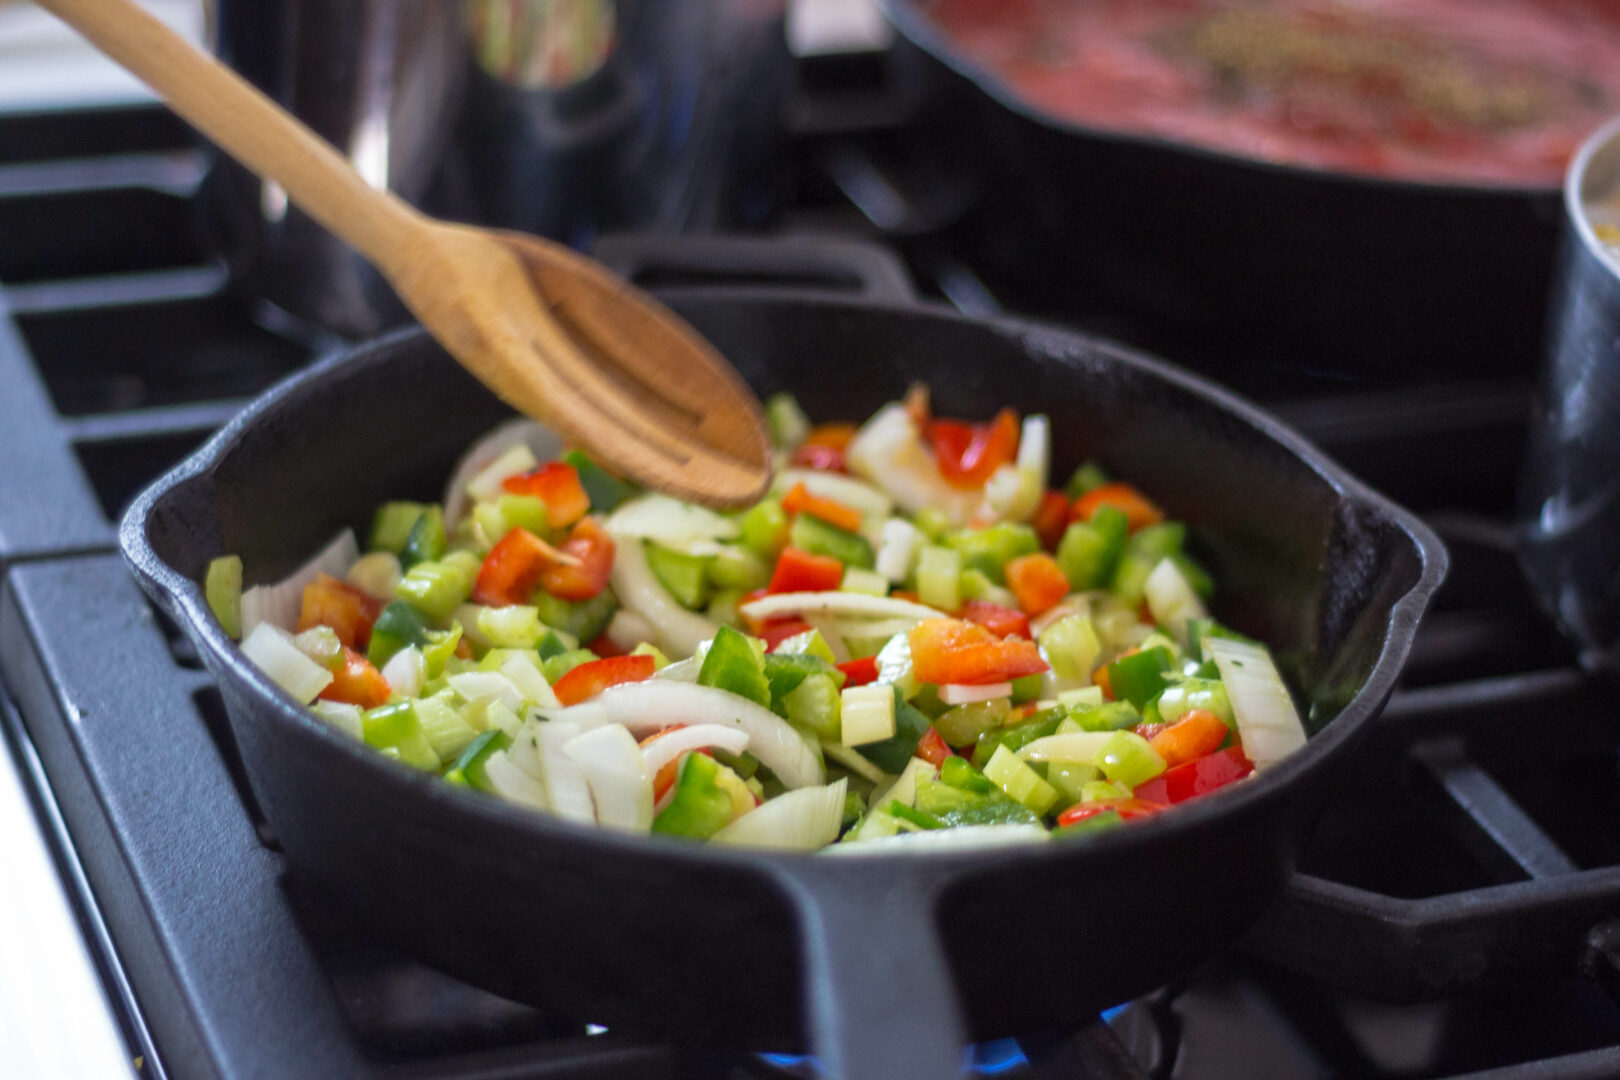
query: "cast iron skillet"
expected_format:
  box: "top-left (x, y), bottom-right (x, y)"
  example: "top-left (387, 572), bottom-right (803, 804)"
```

top-left (877, 0), bottom-right (1564, 388)
top-left (122, 255), bottom-right (1444, 1080)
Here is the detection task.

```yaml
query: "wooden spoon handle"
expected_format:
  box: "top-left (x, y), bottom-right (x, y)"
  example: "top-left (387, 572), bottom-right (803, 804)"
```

top-left (35, 0), bottom-right (423, 266)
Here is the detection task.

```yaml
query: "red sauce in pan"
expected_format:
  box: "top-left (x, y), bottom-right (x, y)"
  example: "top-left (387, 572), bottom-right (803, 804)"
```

top-left (920, 0), bottom-right (1620, 185)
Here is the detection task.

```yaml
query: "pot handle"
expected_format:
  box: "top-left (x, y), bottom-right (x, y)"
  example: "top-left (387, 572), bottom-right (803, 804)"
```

top-left (591, 233), bottom-right (919, 305)
top-left (772, 859), bottom-right (968, 1080)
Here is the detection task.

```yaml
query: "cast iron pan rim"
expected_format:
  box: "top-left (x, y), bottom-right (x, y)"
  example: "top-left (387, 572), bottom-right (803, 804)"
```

top-left (1565, 114), bottom-right (1620, 274)
top-left (877, 0), bottom-right (1561, 200)
top-left (121, 299), bottom-right (1443, 875)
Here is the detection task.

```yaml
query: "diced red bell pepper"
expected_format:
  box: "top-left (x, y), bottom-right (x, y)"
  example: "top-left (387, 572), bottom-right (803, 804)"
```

top-left (768, 546), bottom-right (845, 593)
top-left (587, 633), bottom-right (625, 658)
top-left (318, 647), bottom-right (391, 709)
top-left (1032, 490), bottom-right (1071, 551)
top-left (1149, 709), bottom-right (1230, 769)
top-left (1133, 746), bottom-right (1254, 805)
top-left (915, 727), bottom-right (954, 768)
top-left (927, 407), bottom-right (1020, 489)
top-left (908, 618), bottom-right (1049, 686)
top-left (959, 600), bottom-right (1032, 640)
top-left (761, 618), bottom-right (814, 651)
top-left (1134, 721), bottom-right (1170, 742)
top-left (502, 462), bottom-right (590, 528)
top-left (836, 656), bottom-right (880, 687)
top-left (790, 443), bottom-right (845, 472)
top-left (539, 517), bottom-right (615, 601)
top-left (1004, 552), bottom-right (1070, 617)
top-left (780, 482), bottom-right (864, 534)
top-left (1056, 797), bottom-right (1165, 827)
top-left (552, 654), bottom-right (656, 706)
top-left (1070, 482), bottom-right (1164, 533)
top-left (473, 527), bottom-right (555, 607)
top-left (298, 573), bottom-right (383, 650)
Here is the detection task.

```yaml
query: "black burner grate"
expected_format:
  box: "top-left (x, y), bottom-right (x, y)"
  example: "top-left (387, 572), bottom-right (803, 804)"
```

top-left (3, 101), bottom-right (1620, 1080)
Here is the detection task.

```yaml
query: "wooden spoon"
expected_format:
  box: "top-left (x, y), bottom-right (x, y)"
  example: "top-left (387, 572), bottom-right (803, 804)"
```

top-left (38, 0), bottom-right (773, 507)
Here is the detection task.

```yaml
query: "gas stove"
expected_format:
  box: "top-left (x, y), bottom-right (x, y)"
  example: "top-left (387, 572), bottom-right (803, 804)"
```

top-left (5, 74), bottom-right (1620, 1080)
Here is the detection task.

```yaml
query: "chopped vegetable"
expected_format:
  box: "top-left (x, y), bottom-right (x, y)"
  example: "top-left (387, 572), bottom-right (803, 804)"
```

top-left (205, 555), bottom-right (243, 639)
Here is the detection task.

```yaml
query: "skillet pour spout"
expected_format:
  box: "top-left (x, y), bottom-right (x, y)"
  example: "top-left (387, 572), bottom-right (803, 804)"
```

top-left (122, 289), bottom-right (1444, 1077)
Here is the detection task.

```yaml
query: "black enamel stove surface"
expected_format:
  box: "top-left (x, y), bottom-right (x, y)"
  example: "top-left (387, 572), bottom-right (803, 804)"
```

top-left (5, 99), bottom-right (1620, 1080)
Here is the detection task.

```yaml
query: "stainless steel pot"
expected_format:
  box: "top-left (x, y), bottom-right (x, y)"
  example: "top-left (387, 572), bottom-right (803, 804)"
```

top-left (199, 0), bottom-right (791, 339)
top-left (1519, 116), bottom-right (1620, 669)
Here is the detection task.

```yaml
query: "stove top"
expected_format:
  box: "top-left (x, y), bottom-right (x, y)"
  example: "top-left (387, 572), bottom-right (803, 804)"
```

top-left (4, 94), bottom-right (1620, 1080)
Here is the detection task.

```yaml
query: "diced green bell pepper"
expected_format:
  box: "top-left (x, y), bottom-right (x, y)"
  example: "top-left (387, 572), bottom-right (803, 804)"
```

top-left (651, 752), bottom-right (735, 840)
top-left (913, 777), bottom-right (1039, 827)
top-left (790, 513), bottom-right (874, 569)
top-left (368, 601), bottom-right (431, 667)
top-left (536, 629), bottom-right (572, 660)
top-left (887, 801), bottom-right (944, 830)
top-left (1070, 700), bottom-right (1141, 732)
top-left (1064, 461), bottom-right (1110, 499)
top-left (764, 652), bottom-right (840, 702)
top-left (646, 542), bottom-right (712, 610)
top-left (362, 701), bottom-right (440, 770)
top-left (781, 671), bottom-right (841, 741)
top-left (1104, 646), bottom-right (1172, 709)
top-left (933, 699), bottom-right (1010, 748)
top-left (562, 448), bottom-right (637, 513)
top-left (1047, 761), bottom-right (1101, 808)
top-left (739, 499), bottom-right (790, 560)
top-left (1092, 730), bottom-right (1166, 788)
top-left (697, 625), bottom-right (771, 708)
top-left (773, 627), bottom-right (839, 666)
top-left (1010, 673), bottom-right (1044, 704)
top-left (421, 623), bottom-right (463, 678)
top-left (542, 648), bottom-right (599, 685)
top-left (533, 588), bottom-right (617, 644)
top-left (1053, 809), bottom-right (1124, 840)
top-left (400, 505), bottom-right (447, 570)
top-left (1153, 677), bottom-right (1234, 728)
top-left (708, 545), bottom-right (770, 591)
top-left (1056, 504), bottom-right (1128, 589)
top-left (945, 523), bottom-right (1039, 585)
top-left (442, 729), bottom-right (512, 792)
top-left (970, 707), bottom-right (1066, 768)
top-left (765, 391), bottom-right (811, 448)
top-left (394, 550), bottom-right (479, 620)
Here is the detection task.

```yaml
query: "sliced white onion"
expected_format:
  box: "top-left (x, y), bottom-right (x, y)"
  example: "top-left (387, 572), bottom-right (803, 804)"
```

top-left (938, 681), bottom-right (1013, 705)
top-left (738, 591), bottom-right (946, 624)
top-left (241, 623), bottom-right (333, 704)
top-left (605, 494), bottom-right (739, 551)
top-left (1144, 557), bottom-right (1208, 644)
top-left (562, 725), bottom-right (653, 833)
top-left (540, 681), bottom-right (823, 789)
top-left (448, 671), bottom-right (525, 713)
top-left (875, 517), bottom-right (922, 584)
top-left (826, 823), bottom-right (1049, 854)
top-left (711, 779), bottom-right (847, 851)
top-left (499, 651), bottom-right (559, 707)
top-left (345, 551), bottom-right (402, 602)
top-left (240, 529), bottom-right (360, 636)
top-left (1017, 732), bottom-right (1114, 763)
top-left (309, 700), bottom-right (363, 740)
top-left (482, 750), bottom-right (550, 810)
top-left (442, 418), bottom-right (564, 526)
top-left (535, 720), bottom-right (596, 824)
top-left (1205, 637), bottom-right (1307, 771)
top-left (773, 469), bottom-right (893, 520)
top-left (608, 536), bottom-right (719, 659)
top-left (380, 645), bottom-right (425, 699)
top-left (604, 608), bottom-right (657, 655)
top-left (1016, 414), bottom-right (1050, 484)
top-left (845, 404), bottom-right (979, 525)
top-left (640, 724), bottom-right (751, 779)
top-left (814, 617), bottom-right (928, 645)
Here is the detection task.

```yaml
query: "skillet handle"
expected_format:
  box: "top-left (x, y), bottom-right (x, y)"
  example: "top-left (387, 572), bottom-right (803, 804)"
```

top-left (773, 860), bottom-right (968, 1080)
top-left (591, 233), bottom-right (919, 304)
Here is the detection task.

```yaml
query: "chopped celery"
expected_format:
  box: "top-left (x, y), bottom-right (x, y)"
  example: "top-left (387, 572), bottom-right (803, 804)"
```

top-left (394, 550), bottom-right (479, 620)
top-left (205, 555), bottom-right (243, 639)
top-left (782, 672), bottom-right (842, 742)
top-left (705, 588), bottom-right (746, 628)
top-left (843, 810), bottom-right (903, 843)
top-left (645, 542), bottom-right (712, 610)
top-left (368, 601), bottom-right (431, 667)
top-left (421, 623), bottom-right (463, 679)
top-left (1092, 730), bottom-right (1167, 788)
top-left (1047, 761), bottom-right (1101, 807)
top-left (840, 566), bottom-right (889, 597)
top-left (346, 551), bottom-right (402, 601)
top-left (1064, 461), bottom-right (1110, 499)
top-left (708, 545), bottom-right (769, 591)
top-left (1010, 673), bottom-right (1043, 704)
top-left (911, 506), bottom-right (950, 542)
top-left (857, 689), bottom-right (931, 774)
top-left (773, 628), bottom-right (839, 665)
top-left (933, 698), bottom-right (1010, 747)
top-left (361, 701), bottom-right (440, 770)
top-left (839, 684), bottom-right (896, 746)
top-left (415, 693), bottom-right (479, 761)
top-left (1056, 505), bottom-right (1128, 589)
top-left (945, 523), bottom-right (1039, 584)
top-left (984, 745), bottom-right (1059, 816)
top-left (496, 494), bottom-right (549, 537)
top-left (698, 625), bottom-right (772, 707)
top-left (400, 505), bottom-right (447, 570)
top-left (871, 757), bottom-right (939, 810)
top-left (1070, 701), bottom-right (1141, 732)
top-left (310, 701), bottom-right (363, 739)
top-left (533, 588), bottom-right (616, 644)
top-left (476, 604), bottom-right (544, 649)
top-left (369, 501), bottom-right (429, 555)
top-left (960, 568), bottom-right (1018, 609)
top-left (1057, 686), bottom-right (1106, 710)
top-left (739, 499), bottom-right (790, 560)
top-left (562, 449), bottom-right (636, 513)
top-left (765, 391), bottom-right (812, 448)
top-left (841, 789), bottom-right (865, 828)
top-left (1038, 614), bottom-right (1102, 682)
top-left (1080, 779), bottom-right (1131, 803)
top-left (542, 648), bottom-right (599, 685)
top-left (1129, 522), bottom-right (1186, 562)
top-left (915, 544), bottom-right (962, 612)
top-left (443, 729), bottom-right (512, 792)
top-left (292, 625), bottom-right (343, 670)
top-left (1110, 550), bottom-right (1158, 608)
top-left (790, 514), bottom-right (874, 569)
top-left (1154, 678), bottom-right (1235, 728)
top-left (914, 777), bottom-right (1039, 827)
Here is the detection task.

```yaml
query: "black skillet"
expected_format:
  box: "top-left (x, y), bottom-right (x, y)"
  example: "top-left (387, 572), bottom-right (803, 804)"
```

top-left (875, 0), bottom-right (1565, 389)
top-left (122, 236), bottom-right (1444, 1080)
